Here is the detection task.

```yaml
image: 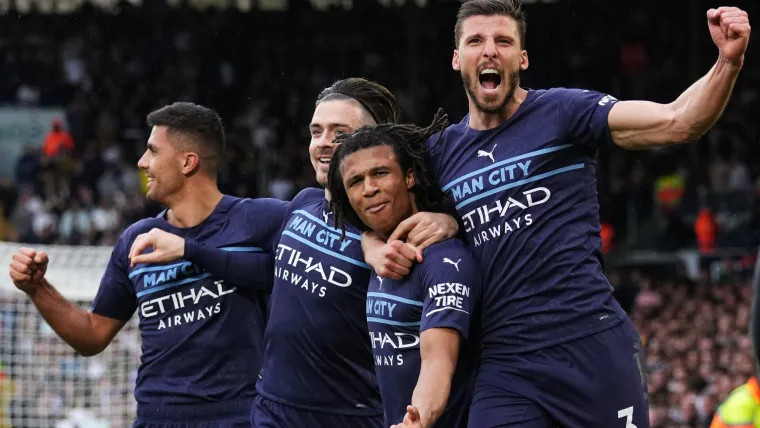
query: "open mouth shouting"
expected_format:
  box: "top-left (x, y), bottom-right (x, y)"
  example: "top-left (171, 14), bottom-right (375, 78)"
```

top-left (478, 67), bottom-right (502, 95)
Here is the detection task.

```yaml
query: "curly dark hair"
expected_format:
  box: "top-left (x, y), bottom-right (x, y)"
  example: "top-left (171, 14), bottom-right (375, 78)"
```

top-left (327, 108), bottom-right (450, 240)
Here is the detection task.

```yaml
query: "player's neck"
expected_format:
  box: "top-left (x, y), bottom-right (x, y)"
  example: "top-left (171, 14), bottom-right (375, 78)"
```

top-left (468, 87), bottom-right (528, 131)
top-left (164, 181), bottom-right (223, 228)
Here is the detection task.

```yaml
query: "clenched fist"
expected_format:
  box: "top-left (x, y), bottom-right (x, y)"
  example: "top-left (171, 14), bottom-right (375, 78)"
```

top-left (708, 7), bottom-right (751, 66)
top-left (8, 247), bottom-right (49, 295)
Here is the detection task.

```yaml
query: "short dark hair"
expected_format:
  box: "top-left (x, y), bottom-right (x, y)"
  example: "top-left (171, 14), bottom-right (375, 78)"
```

top-left (327, 109), bottom-right (450, 240)
top-left (146, 102), bottom-right (225, 174)
top-left (316, 78), bottom-right (400, 125)
top-left (454, 0), bottom-right (527, 48)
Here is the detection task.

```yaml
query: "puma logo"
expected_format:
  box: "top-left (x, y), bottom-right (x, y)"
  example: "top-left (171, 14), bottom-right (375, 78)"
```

top-left (477, 144), bottom-right (497, 163)
top-left (443, 258), bottom-right (461, 272)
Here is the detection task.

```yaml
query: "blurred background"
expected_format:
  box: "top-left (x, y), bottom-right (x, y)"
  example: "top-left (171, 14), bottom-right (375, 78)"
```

top-left (0, 0), bottom-right (758, 426)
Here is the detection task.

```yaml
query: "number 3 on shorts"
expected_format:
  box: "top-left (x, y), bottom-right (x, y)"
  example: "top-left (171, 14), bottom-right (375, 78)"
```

top-left (617, 406), bottom-right (637, 428)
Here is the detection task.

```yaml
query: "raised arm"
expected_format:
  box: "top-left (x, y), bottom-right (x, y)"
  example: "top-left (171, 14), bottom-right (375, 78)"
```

top-left (609, 7), bottom-right (750, 150)
top-left (9, 248), bottom-right (126, 356)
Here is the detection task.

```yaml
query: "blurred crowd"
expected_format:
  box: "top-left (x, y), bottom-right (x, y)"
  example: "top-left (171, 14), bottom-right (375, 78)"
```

top-left (0, 1), bottom-right (759, 427)
top-left (613, 261), bottom-right (757, 428)
top-left (0, 0), bottom-right (758, 250)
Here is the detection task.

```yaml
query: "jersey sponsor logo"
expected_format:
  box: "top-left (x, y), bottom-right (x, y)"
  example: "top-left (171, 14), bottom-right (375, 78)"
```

top-left (461, 186), bottom-right (551, 246)
top-left (598, 94), bottom-right (618, 106)
top-left (140, 280), bottom-right (235, 330)
top-left (442, 258), bottom-right (461, 271)
top-left (368, 331), bottom-right (419, 367)
top-left (477, 143), bottom-right (497, 163)
top-left (274, 243), bottom-right (354, 297)
top-left (426, 282), bottom-right (471, 316)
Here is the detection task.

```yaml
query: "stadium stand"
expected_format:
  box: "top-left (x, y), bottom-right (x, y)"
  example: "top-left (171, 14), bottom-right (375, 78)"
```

top-left (0, 0), bottom-right (758, 427)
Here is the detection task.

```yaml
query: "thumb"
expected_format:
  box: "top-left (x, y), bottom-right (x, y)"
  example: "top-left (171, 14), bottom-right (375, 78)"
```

top-left (707, 8), bottom-right (720, 24)
top-left (35, 251), bottom-right (49, 266)
top-left (130, 253), bottom-right (157, 267)
top-left (389, 217), bottom-right (416, 242)
top-left (406, 405), bottom-right (419, 421)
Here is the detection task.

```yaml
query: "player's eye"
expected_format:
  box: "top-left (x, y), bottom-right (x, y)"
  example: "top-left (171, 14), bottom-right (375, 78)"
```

top-left (311, 129), bottom-right (322, 137)
top-left (468, 38), bottom-right (481, 44)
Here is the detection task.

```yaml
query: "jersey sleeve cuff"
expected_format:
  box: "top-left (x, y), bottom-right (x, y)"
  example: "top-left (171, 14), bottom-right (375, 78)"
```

top-left (420, 321), bottom-right (469, 339)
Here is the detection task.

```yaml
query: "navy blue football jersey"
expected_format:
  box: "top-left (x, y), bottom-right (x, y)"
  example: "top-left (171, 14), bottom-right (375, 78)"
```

top-left (425, 88), bottom-right (627, 356)
top-left (367, 239), bottom-right (480, 427)
top-left (256, 188), bottom-right (382, 416)
top-left (90, 195), bottom-right (287, 406)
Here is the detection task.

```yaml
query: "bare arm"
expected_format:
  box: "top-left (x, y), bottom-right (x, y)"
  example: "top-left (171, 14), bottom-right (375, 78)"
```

top-left (28, 279), bottom-right (126, 356)
top-left (10, 248), bottom-right (126, 357)
top-left (609, 60), bottom-right (740, 149)
top-left (408, 328), bottom-right (461, 427)
top-left (609, 7), bottom-right (749, 150)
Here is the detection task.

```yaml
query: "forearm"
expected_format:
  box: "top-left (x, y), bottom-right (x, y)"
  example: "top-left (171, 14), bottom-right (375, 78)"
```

top-left (28, 279), bottom-right (103, 356)
top-left (184, 240), bottom-right (273, 290)
top-left (671, 59), bottom-right (741, 140)
top-left (410, 359), bottom-right (456, 427)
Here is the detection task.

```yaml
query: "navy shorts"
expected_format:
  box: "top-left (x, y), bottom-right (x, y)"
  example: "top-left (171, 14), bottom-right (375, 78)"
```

top-left (133, 399), bottom-right (253, 428)
top-left (468, 319), bottom-right (649, 428)
top-left (252, 395), bottom-right (383, 428)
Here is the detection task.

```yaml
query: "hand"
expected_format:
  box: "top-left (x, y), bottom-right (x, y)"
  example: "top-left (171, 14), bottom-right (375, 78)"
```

top-left (707, 7), bottom-right (751, 66)
top-left (389, 213), bottom-right (459, 250)
top-left (390, 405), bottom-right (424, 428)
top-left (9, 247), bottom-right (49, 295)
top-left (367, 240), bottom-right (423, 281)
top-left (129, 228), bottom-right (185, 268)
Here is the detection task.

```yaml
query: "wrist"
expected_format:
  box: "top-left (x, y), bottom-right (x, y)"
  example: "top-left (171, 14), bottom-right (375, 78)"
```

top-left (26, 278), bottom-right (50, 299)
top-left (716, 55), bottom-right (744, 71)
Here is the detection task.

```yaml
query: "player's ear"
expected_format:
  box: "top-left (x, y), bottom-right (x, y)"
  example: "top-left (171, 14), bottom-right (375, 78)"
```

top-left (181, 152), bottom-right (201, 176)
top-left (452, 50), bottom-right (461, 71)
top-left (520, 49), bottom-right (529, 71)
top-left (405, 169), bottom-right (415, 190)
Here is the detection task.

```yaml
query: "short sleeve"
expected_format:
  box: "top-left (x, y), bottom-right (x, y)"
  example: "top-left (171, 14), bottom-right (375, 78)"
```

top-left (417, 243), bottom-right (481, 339)
top-left (564, 88), bottom-right (620, 149)
top-left (90, 232), bottom-right (137, 321)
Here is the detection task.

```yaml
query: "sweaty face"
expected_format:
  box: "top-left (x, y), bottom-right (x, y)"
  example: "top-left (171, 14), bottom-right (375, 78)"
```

top-left (137, 126), bottom-right (186, 204)
top-left (309, 99), bottom-right (376, 187)
top-left (453, 15), bottom-right (528, 114)
top-left (340, 145), bottom-right (415, 238)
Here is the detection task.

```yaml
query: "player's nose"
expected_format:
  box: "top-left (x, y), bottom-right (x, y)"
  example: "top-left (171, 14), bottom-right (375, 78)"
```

top-left (315, 133), bottom-right (335, 149)
top-left (362, 178), bottom-right (380, 196)
top-left (482, 38), bottom-right (498, 58)
top-left (137, 151), bottom-right (150, 169)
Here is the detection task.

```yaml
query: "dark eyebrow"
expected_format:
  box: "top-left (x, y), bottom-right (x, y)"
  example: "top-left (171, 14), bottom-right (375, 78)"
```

top-left (310, 122), bottom-right (352, 130)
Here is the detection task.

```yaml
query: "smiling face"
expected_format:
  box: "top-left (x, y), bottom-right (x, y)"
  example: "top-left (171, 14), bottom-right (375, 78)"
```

top-left (309, 99), bottom-right (376, 187)
top-left (137, 126), bottom-right (191, 204)
top-left (452, 14), bottom-right (529, 114)
top-left (339, 145), bottom-right (416, 238)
